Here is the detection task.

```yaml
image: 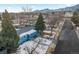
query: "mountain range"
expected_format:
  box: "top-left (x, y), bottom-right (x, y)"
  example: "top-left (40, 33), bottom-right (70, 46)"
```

top-left (34, 4), bottom-right (79, 12)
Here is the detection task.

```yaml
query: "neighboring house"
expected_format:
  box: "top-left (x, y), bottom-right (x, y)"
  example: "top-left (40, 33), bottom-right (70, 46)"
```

top-left (11, 12), bottom-right (39, 27)
top-left (10, 12), bottom-right (65, 28)
top-left (65, 11), bottom-right (73, 18)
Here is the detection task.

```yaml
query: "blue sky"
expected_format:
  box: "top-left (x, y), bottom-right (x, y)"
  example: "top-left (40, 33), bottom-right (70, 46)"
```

top-left (0, 4), bottom-right (76, 12)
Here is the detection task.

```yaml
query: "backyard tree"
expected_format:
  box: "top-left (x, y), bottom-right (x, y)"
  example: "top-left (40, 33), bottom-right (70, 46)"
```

top-left (35, 13), bottom-right (46, 36)
top-left (0, 15), bottom-right (1, 20)
top-left (71, 11), bottom-right (79, 27)
top-left (0, 9), bottom-right (19, 53)
top-left (48, 15), bottom-right (58, 36)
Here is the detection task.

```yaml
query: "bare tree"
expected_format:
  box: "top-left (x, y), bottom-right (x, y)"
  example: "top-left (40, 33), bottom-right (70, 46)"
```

top-left (22, 7), bottom-right (27, 12)
top-left (48, 16), bottom-right (58, 36)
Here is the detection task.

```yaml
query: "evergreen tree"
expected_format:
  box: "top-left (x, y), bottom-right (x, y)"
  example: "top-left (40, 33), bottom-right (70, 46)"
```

top-left (35, 13), bottom-right (46, 35)
top-left (71, 11), bottom-right (79, 26)
top-left (0, 15), bottom-right (1, 20)
top-left (0, 9), bottom-right (19, 53)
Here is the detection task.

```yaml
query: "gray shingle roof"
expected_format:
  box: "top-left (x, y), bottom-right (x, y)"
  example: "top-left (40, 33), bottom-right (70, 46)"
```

top-left (16, 26), bottom-right (34, 35)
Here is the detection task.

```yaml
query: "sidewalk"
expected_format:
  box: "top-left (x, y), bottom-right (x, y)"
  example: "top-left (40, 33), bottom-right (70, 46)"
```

top-left (75, 27), bottom-right (79, 39)
top-left (71, 21), bottom-right (79, 39)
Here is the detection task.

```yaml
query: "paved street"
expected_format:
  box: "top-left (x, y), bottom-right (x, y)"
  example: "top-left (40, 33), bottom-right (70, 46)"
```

top-left (54, 20), bottom-right (79, 54)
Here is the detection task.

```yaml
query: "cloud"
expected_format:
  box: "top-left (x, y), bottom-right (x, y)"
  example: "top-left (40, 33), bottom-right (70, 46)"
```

top-left (65, 4), bottom-right (77, 7)
top-left (2, 7), bottom-right (22, 12)
top-left (0, 0), bottom-right (79, 4)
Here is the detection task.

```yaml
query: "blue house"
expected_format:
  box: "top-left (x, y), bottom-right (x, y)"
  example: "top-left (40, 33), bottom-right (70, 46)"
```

top-left (18, 29), bottom-right (38, 45)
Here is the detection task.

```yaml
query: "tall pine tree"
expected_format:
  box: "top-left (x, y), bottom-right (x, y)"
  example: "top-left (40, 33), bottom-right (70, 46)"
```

top-left (71, 11), bottom-right (79, 27)
top-left (0, 9), bottom-right (19, 53)
top-left (35, 13), bottom-right (46, 35)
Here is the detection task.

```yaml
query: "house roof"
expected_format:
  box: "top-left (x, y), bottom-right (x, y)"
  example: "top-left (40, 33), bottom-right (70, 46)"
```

top-left (16, 26), bottom-right (34, 35)
top-left (19, 29), bottom-right (36, 37)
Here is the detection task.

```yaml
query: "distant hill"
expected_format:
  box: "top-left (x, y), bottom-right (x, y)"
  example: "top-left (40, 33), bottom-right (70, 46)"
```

top-left (34, 4), bottom-right (79, 12)
top-left (34, 8), bottom-right (54, 12)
